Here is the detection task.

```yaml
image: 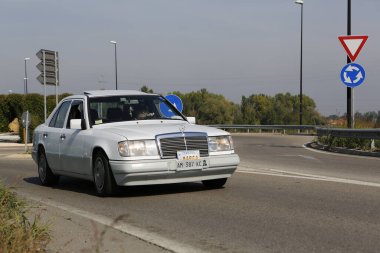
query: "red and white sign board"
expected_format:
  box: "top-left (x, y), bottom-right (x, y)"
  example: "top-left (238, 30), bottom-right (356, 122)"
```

top-left (338, 35), bottom-right (368, 62)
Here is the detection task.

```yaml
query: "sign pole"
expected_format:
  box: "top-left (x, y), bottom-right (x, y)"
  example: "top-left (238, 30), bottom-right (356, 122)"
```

top-left (347, 0), bottom-right (354, 128)
top-left (299, 2), bottom-right (303, 127)
top-left (43, 50), bottom-right (47, 121)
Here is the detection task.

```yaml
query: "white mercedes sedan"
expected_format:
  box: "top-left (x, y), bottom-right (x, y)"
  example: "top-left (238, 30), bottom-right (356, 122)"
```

top-left (32, 90), bottom-right (240, 196)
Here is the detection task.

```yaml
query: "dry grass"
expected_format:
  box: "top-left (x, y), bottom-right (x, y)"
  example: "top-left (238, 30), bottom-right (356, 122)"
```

top-left (0, 184), bottom-right (50, 253)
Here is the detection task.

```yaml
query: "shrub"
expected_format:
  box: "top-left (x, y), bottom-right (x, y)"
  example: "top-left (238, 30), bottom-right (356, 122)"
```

top-left (318, 135), bottom-right (377, 151)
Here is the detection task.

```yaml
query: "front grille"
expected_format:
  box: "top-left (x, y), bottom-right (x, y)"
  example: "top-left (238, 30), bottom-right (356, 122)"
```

top-left (158, 133), bottom-right (209, 159)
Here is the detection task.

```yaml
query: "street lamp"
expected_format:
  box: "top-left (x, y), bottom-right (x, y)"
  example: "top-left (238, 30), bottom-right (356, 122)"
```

top-left (110, 41), bottom-right (118, 90)
top-left (295, 0), bottom-right (304, 126)
top-left (24, 57), bottom-right (30, 94)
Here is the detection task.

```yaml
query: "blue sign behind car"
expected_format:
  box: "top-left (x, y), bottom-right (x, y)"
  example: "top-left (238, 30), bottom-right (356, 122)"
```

top-left (160, 94), bottom-right (183, 117)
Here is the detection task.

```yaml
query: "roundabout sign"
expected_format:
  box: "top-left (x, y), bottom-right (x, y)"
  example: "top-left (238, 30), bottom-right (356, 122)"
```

top-left (340, 63), bottom-right (365, 88)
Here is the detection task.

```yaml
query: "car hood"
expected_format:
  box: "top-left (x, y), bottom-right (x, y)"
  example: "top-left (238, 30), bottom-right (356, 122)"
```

top-left (93, 120), bottom-right (229, 140)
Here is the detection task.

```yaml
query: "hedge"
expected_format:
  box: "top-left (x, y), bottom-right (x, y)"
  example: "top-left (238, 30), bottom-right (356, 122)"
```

top-left (0, 93), bottom-right (72, 142)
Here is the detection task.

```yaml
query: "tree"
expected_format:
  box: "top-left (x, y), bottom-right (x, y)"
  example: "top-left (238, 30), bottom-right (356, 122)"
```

top-left (239, 93), bottom-right (325, 125)
top-left (140, 86), bottom-right (154, 93)
top-left (376, 111), bottom-right (380, 128)
top-left (174, 89), bottom-right (237, 125)
top-left (240, 94), bottom-right (274, 125)
top-left (273, 93), bottom-right (297, 124)
top-left (240, 96), bottom-right (258, 124)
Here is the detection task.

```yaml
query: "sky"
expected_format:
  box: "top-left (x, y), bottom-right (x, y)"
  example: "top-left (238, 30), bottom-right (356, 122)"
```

top-left (1, 0), bottom-right (379, 116)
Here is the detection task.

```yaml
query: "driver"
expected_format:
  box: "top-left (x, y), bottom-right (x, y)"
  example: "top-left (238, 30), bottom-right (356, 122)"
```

top-left (134, 105), bottom-right (154, 120)
top-left (137, 109), bottom-right (149, 120)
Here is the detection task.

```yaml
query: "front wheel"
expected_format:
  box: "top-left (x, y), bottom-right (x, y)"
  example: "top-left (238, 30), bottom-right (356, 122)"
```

top-left (202, 178), bottom-right (228, 188)
top-left (38, 149), bottom-right (59, 186)
top-left (93, 151), bottom-right (118, 197)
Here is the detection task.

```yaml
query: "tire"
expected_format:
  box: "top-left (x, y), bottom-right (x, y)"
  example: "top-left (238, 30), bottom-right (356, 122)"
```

top-left (93, 151), bottom-right (118, 197)
top-left (202, 178), bottom-right (228, 188)
top-left (38, 148), bottom-right (59, 186)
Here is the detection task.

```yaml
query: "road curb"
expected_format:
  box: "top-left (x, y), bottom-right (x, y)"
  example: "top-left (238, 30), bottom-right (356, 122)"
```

top-left (306, 142), bottom-right (380, 158)
top-left (0, 143), bottom-right (32, 147)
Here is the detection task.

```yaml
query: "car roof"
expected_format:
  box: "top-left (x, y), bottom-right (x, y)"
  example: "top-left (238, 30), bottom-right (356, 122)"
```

top-left (84, 90), bottom-right (157, 97)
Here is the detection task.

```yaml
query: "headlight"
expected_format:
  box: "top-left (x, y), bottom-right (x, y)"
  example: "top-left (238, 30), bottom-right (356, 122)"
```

top-left (118, 140), bottom-right (158, 157)
top-left (208, 136), bottom-right (234, 152)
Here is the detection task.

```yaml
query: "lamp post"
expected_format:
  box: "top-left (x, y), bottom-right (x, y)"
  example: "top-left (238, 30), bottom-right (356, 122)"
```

top-left (110, 41), bottom-right (118, 90)
top-left (24, 57), bottom-right (30, 94)
top-left (295, 0), bottom-right (304, 126)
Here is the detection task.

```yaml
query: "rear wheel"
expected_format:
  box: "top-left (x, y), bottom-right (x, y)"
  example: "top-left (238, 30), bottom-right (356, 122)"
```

top-left (38, 148), bottom-right (59, 186)
top-left (93, 151), bottom-right (118, 196)
top-left (202, 178), bottom-right (228, 188)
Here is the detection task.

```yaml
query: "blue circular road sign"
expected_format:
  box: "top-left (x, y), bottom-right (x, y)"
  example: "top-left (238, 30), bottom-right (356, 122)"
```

top-left (340, 63), bottom-right (366, 88)
top-left (160, 94), bottom-right (183, 118)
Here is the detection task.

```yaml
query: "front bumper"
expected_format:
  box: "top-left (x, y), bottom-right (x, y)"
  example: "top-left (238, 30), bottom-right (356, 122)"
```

top-left (109, 154), bottom-right (240, 186)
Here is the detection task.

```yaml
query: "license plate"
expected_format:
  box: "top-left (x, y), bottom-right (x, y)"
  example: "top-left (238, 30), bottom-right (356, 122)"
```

top-left (176, 159), bottom-right (208, 171)
top-left (177, 150), bottom-right (200, 161)
top-left (176, 150), bottom-right (207, 170)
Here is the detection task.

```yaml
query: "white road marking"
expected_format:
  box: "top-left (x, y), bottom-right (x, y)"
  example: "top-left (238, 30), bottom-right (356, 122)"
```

top-left (237, 168), bottom-right (380, 188)
top-left (298, 155), bottom-right (319, 161)
top-left (278, 154), bottom-right (320, 161)
top-left (303, 143), bottom-right (380, 161)
top-left (18, 192), bottom-right (206, 253)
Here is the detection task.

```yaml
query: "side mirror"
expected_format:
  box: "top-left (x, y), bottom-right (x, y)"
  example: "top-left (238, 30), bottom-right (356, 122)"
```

top-left (70, 119), bottom-right (86, 130)
top-left (186, 117), bottom-right (196, 124)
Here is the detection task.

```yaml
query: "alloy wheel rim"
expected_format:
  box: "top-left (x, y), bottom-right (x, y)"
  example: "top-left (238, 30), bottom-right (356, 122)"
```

top-left (39, 154), bottom-right (47, 182)
top-left (94, 157), bottom-right (105, 191)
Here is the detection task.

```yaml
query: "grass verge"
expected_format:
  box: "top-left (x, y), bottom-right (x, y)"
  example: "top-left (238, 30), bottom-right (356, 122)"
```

top-left (0, 184), bottom-right (50, 252)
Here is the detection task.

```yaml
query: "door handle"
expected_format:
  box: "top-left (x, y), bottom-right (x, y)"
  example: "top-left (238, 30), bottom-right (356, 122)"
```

top-left (43, 133), bottom-right (48, 138)
top-left (60, 134), bottom-right (66, 140)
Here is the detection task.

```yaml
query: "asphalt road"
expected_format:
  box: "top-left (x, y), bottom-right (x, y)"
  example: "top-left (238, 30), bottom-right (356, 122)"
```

top-left (1, 135), bottom-right (380, 253)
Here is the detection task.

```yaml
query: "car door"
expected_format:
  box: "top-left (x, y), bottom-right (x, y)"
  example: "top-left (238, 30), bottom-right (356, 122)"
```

top-left (44, 100), bottom-right (72, 171)
top-left (59, 100), bottom-right (87, 175)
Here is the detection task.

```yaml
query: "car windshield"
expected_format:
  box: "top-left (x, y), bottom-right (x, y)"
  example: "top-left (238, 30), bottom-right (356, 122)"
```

top-left (88, 95), bottom-right (186, 125)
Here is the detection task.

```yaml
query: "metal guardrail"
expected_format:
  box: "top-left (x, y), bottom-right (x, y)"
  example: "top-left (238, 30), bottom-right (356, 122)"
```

top-left (208, 125), bottom-right (316, 134)
top-left (208, 125), bottom-right (380, 140)
top-left (316, 127), bottom-right (380, 140)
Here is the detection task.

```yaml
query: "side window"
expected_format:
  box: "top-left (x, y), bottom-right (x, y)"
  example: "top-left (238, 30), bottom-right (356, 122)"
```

top-left (48, 109), bottom-right (59, 127)
top-left (66, 100), bottom-right (84, 128)
top-left (49, 101), bottom-right (71, 128)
